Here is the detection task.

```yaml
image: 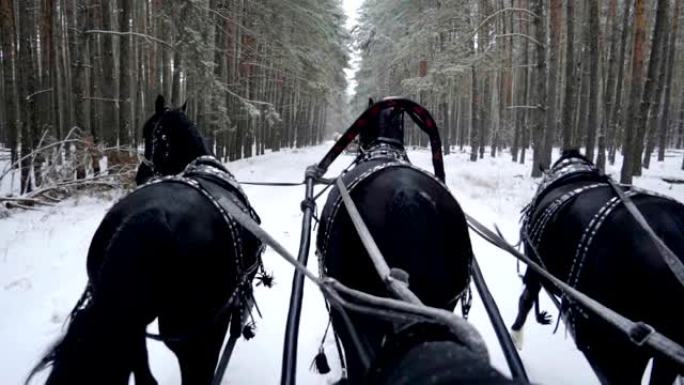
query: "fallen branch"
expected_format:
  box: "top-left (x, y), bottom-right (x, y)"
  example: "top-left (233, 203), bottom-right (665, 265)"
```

top-left (83, 30), bottom-right (174, 48)
top-left (662, 177), bottom-right (684, 184)
top-left (4, 202), bottom-right (40, 211)
top-left (0, 127), bottom-right (84, 182)
top-left (0, 196), bottom-right (55, 206)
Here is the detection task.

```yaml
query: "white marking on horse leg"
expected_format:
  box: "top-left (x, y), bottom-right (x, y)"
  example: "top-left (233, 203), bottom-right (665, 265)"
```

top-left (510, 328), bottom-right (524, 351)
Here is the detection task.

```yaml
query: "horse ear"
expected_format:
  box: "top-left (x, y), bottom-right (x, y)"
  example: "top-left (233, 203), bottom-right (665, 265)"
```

top-left (181, 99), bottom-right (188, 112)
top-left (368, 98), bottom-right (374, 108)
top-left (155, 95), bottom-right (165, 114)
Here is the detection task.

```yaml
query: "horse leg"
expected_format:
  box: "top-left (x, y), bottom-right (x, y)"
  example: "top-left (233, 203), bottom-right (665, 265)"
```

top-left (159, 312), bottom-right (231, 385)
top-left (132, 329), bottom-right (158, 385)
top-left (649, 358), bottom-right (679, 385)
top-left (510, 285), bottom-right (539, 350)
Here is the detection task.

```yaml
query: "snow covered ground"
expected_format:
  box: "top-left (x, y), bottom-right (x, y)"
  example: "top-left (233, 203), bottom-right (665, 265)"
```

top-left (2, 143), bottom-right (684, 385)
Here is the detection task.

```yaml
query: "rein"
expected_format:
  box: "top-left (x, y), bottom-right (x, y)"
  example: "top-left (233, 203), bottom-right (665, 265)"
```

top-left (532, 157), bottom-right (684, 289)
top-left (136, 157), bottom-right (264, 385)
top-left (605, 177), bottom-right (684, 287)
top-left (196, 172), bottom-right (491, 364)
top-left (464, 213), bottom-right (684, 369)
top-left (279, 98), bottom-right (532, 384)
top-left (281, 98), bottom-right (448, 385)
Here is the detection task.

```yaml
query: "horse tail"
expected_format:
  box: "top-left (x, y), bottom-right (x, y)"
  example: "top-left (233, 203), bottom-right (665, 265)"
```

top-left (25, 283), bottom-right (94, 385)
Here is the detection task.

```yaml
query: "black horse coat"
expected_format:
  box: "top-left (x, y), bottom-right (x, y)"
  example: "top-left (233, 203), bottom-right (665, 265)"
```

top-left (316, 148), bottom-right (473, 382)
top-left (31, 97), bottom-right (264, 385)
top-left (521, 154), bottom-right (684, 384)
top-left (39, 157), bottom-right (263, 385)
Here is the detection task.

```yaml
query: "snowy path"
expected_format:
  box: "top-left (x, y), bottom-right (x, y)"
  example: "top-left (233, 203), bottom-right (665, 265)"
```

top-left (2, 144), bottom-right (684, 384)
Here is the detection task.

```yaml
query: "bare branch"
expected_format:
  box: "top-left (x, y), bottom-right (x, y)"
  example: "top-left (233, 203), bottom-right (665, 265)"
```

top-left (496, 33), bottom-right (544, 47)
top-left (25, 88), bottom-right (53, 101)
top-left (83, 30), bottom-right (174, 48)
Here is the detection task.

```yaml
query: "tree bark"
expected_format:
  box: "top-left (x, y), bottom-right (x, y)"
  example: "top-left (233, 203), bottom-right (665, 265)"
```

top-left (542, 0), bottom-right (561, 167)
top-left (530, 0), bottom-right (546, 177)
top-left (600, 0), bottom-right (619, 170)
top-left (0, 0), bottom-right (18, 165)
top-left (608, 1), bottom-right (632, 164)
top-left (560, 0), bottom-right (575, 152)
top-left (98, 0), bottom-right (119, 146)
top-left (119, 0), bottom-right (133, 145)
top-left (657, 0), bottom-right (681, 162)
top-left (620, 0), bottom-right (647, 184)
top-left (643, 20), bottom-right (670, 169)
top-left (585, 0), bottom-right (600, 164)
top-left (631, 0), bottom-right (668, 176)
top-left (17, 0), bottom-right (38, 192)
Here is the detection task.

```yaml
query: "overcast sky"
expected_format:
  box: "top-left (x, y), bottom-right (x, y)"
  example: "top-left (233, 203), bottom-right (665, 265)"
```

top-left (342, 0), bottom-right (363, 97)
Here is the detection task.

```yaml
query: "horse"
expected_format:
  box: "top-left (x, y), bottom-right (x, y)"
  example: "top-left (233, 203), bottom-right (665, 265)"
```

top-left (316, 99), bottom-right (520, 384)
top-left (512, 149), bottom-right (684, 385)
top-left (27, 95), bottom-right (265, 385)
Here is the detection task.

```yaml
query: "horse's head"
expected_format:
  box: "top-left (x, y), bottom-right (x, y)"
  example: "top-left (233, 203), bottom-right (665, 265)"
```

top-left (137, 95), bottom-right (211, 184)
top-left (359, 98), bottom-right (405, 151)
top-left (534, 149), bottom-right (600, 198)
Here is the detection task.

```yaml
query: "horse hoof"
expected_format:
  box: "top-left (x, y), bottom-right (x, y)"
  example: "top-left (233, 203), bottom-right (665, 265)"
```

top-left (510, 329), bottom-right (524, 351)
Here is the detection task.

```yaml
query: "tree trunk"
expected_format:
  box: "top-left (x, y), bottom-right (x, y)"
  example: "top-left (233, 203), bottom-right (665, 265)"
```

top-left (657, 0), bottom-right (681, 162)
top-left (530, 0), bottom-right (546, 177)
top-left (631, 0), bottom-right (668, 176)
top-left (620, 0), bottom-right (647, 184)
top-left (542, 0), bottom-right (561, 167)
top-left (100, 0), bottom-right (119, 146)
top-left (470, 67), bottom-right (480, 162)
top-left (0, 0), bottom-right (18, 166)
top-left (17, 0), bottom-right (38, 192)
top-left (600, 0), bottom-right (619, 169)
top-left (643, 22), bottom-right (670, 169)
top-left (560, 0), bottom-right (576, 152)
top-left (73, 0), bottom-right (91, 138)
top-left (585, 0), bottom-right (599, 163)
top-left (119, 0), bottom-right (133, 145)
top-left (608, 1), bottom-right (632, 164)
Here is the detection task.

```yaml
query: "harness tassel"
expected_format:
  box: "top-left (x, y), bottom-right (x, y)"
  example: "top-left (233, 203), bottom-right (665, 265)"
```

top-left (256, 272), bottom-right (274, 288)
top-left (242, 322), bottom-right (256, 340)
top-left (311, 348), bottom-right (331, 374)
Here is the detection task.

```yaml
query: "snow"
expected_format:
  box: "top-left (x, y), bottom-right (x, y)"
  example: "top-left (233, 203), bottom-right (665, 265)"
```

top-left (2, 144), bottom-right (684, 385)
top-left (342, 0), bottom-right (362, 98)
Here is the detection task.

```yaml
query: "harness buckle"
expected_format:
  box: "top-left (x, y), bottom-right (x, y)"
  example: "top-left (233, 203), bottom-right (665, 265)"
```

top-left (300, 198), bottom-right (316, 212)
top-left (628, 322), bottom-right (655, 346)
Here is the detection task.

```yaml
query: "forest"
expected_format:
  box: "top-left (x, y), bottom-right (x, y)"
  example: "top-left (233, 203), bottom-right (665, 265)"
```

top-left (0, 0), bottom-right (683, 197)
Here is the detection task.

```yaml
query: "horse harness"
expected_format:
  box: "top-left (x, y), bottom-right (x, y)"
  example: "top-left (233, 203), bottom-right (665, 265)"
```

top-left (137, 155), bottom-right (265, 328)
top-left (523, 158), bottom-right (680, 331)
top-left (317, 143), bottom-right (470, 301)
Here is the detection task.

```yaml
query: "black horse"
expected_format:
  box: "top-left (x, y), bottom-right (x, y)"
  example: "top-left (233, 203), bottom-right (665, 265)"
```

top-left (316, 99), bottom-right (521, 384)
top-left (28, 96), bottom-right (264, 385)
top-left (512, 149), bottom-right (684, 385)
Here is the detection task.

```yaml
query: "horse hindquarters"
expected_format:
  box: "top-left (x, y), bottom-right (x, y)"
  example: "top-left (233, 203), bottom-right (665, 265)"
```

top-left (552, 195), bottom-right (684, 385)
top-left (150, 182), bottom-right (261, 385)
top-left (318, 166), bottom-right (472, 382)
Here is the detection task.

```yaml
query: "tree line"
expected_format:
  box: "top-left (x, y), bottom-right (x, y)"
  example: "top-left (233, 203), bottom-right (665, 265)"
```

top-left (0, 0), bottom-right (349, 193)
top-left (352, 0), bottom-right (684, 182)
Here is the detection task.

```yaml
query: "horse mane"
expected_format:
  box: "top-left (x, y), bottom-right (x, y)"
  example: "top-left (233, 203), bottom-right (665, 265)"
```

top-left (163, 108), bottom-right (211, 157)
top-left (150, 107), bottom-right (212, 176)
top-left (554, 149), bottom-right (593, 168)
